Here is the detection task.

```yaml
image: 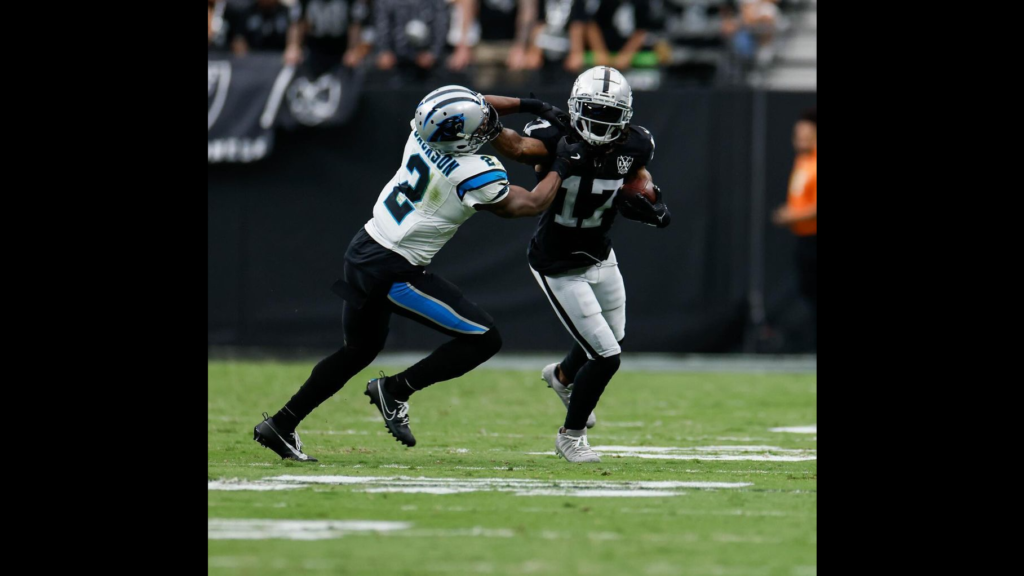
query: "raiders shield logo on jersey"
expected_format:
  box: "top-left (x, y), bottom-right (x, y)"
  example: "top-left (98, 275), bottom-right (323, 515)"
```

top-left (617, 155), bottom-right (633, 175)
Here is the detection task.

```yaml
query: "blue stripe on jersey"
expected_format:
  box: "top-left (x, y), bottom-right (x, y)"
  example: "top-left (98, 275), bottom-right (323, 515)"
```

top-left (456, 170), bottom-right (508, 199)
top-left (387, 283), bottom-right (489, 334)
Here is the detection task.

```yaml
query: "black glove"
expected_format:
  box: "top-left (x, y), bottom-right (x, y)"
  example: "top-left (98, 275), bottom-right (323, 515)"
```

top-left (544, 105), bottom-right (572, 132)
top-left (615, 185), bottom-right (671, 228)
top-left (520, 93), bottom-right (570, 131)
top-left (550, 136), bottom-right (589, 180)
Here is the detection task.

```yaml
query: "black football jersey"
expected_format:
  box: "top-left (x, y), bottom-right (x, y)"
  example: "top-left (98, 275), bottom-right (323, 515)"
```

top-left (524, 119), bottom-right (656, 274)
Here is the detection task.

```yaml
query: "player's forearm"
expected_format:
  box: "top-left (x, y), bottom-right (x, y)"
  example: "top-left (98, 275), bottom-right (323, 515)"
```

top-left (491, 128), bottom-right (524, 159)
top-left (485, 95), bottom-right (556, 124)
top-left (484, 96), bottom-right (521, 116)
top-left (525, 171), bottom-right (563, 215)
top-left (499, 172), bottom-right (562, 217)
top-left (492, 128), bottom-right (550, 165)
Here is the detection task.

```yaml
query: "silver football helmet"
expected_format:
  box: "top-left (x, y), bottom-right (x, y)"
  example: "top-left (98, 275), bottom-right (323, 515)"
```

top-left (413, 85), bottom-right (502, 155)
top-left (568, 66), bottom-right (633, 146)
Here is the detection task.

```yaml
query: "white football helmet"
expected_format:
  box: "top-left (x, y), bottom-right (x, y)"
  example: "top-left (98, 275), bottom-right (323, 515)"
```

top-left (568, 66), bottom-right (633, 146)
top-left (413, 85), bottom-right (502, 155)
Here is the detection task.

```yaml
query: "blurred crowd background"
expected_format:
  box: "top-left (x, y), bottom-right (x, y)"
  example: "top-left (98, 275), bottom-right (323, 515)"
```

top-left (208, 0), bottom-right (817, 355)
top-left (208, 0), bottom-right (816, 89)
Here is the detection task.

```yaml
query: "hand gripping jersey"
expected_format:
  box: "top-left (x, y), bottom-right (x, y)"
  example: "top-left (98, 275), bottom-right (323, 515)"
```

top-left (365, 124), bottom-right (511, 266)
top-left (523, 118), bottom-right (656, 275)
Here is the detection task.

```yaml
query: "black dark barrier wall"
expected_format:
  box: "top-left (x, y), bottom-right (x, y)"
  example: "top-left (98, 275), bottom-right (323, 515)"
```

top-left (209, 88), bottom-right (816, 353)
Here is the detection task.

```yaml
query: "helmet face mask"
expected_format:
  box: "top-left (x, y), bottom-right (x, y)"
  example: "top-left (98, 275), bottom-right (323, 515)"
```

top-left (413, 86), bottom-right (502, 156)
top-left (568, 67), bottom-right (633, 146)
top-left (466, 102), bottom-right (503, 152)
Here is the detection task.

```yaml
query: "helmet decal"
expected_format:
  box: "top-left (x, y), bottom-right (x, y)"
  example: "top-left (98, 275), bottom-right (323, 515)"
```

top-left (429, 114), bottom-right (466, 143)
top-left (414, 85), bottom-right (499, 156)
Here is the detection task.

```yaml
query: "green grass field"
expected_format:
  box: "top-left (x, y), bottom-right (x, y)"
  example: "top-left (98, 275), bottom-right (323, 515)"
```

top-left (208, 359), bottom-right (816, 576)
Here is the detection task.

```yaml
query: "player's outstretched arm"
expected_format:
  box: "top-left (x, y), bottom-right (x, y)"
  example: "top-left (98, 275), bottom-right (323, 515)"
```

top-left (491, 128), bottom-right (551, 165)
top-left (476, 171), bottom-right (563, 218)
top-left (484, 94), bottom-right (570, 131)
top-left (483, 94), bottom-right (557, 118)
top-left (478, 137), bottom-right (589, 218)
top-left (483, 95), bottom-right (523, 116)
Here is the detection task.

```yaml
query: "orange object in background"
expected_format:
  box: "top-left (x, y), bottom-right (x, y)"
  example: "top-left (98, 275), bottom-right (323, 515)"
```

top-left (787, 148), bottom-right (816, 236)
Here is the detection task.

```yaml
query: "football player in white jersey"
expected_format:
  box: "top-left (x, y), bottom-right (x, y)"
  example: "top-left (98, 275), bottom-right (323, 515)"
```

top-left (254, 85), bottom-right (590, 460)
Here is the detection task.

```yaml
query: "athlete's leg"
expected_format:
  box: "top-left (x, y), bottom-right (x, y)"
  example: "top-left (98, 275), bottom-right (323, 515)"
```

top-left (383, 274), bottom-right (503, 400)
top-left (273, 299), bottom-right (391, 431)
top-left (557, 343), bottom-right (589, 384)
top-left (530, 265), bottom-right (621, 432)
top-left (550, 252), bottom-right (624, 392)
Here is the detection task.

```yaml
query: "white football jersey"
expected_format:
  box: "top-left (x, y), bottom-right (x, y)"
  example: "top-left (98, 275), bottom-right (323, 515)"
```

top-left (365, 126), bottom-right (511, 266)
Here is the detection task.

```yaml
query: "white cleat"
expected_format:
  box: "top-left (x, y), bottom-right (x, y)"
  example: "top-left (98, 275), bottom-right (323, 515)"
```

top-left (555, 427), bottom-right (601, 463)
top-left (541, 363), bottom-right (596, 428)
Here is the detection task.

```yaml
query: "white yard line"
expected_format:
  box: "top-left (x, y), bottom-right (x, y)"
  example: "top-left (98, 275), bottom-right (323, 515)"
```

top-left (527, 444), bottom-right (817, 462)
top-left (207, 519), bottom-right (411, 540)
top-left (209, 474), bottom-right (752, 497)
top-left (769, 425), bottom-right (817, 434)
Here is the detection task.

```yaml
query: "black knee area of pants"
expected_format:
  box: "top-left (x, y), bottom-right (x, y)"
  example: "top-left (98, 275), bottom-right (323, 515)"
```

top-left (340, 343), bottom-right (381, 370)
top-left (472, 327), bottom-right (503, 361)
top-left (593, 353), bottom-right (621, 378)
top-left (585, 354), bottom-right (620, 396)
top-left (308, 342), bottom-right (380, 383)
top-left (563, 353), bottom-right (620, 430)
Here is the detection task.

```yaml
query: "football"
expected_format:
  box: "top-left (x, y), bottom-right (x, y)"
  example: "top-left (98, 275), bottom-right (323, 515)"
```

top-left (619, 173), bottom-right (657, 203)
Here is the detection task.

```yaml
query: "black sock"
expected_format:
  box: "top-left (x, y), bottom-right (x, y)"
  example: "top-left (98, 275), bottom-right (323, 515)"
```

top-left (271, 406), bottom-right (300, 432)
top-left (275, 343), bottom-right (380, 430)
top-left (383, 374), bottom-right (419, 402)
top-left (564, 354), bottom-right (620, 430)
top-left (559, 343), bottom-right (590, 383)
top-left (390, 329), bottom-right (502, 398)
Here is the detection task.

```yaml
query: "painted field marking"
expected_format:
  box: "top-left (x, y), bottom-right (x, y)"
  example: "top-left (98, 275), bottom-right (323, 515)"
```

top-left (769, 425), bottom-right (817, 434)
top-left (207, 479), bottom-right (307, 491)
top-left (527, 444), bottom-right (817, 462)
top-left (209, 475), bottom-right (752, 497)
top-left (207, 518), bottom-right (411, 540)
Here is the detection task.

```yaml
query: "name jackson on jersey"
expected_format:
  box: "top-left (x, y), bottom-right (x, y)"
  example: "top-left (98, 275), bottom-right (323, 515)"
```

top-left (409, 127), bottom-right (463, 178)
top-left (523, 118), bottom-right (655, 275)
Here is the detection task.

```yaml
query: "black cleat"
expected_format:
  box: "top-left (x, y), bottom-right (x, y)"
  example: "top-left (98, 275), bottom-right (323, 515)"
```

top-left (253, 413), bottom-right (318, 462)
top-left (365, 373), bottom-right (416, 447)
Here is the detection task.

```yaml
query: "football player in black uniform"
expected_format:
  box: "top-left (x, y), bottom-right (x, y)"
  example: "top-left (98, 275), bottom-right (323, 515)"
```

top-left (482, 66), bottom-right (671, 462)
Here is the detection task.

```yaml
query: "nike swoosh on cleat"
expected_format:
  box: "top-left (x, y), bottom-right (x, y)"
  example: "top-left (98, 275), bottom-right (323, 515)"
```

top-left (377, 381), bottom-right (397, 421)
top-left (571, 153), bottom-right (581, 160)
top-left (271, 428), bottom-right (307, 460)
